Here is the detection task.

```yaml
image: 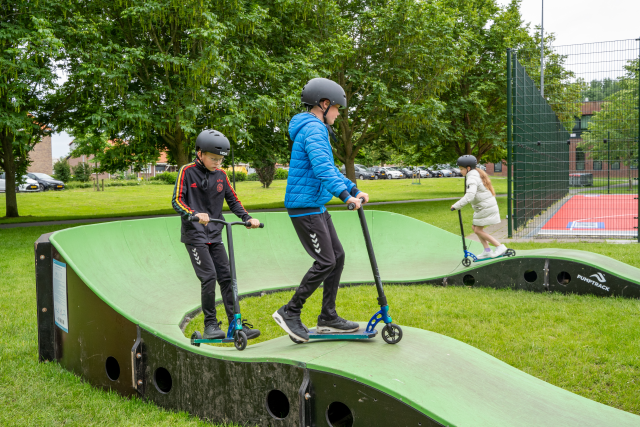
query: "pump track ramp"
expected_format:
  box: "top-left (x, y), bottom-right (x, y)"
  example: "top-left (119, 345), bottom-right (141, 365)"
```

top-left (34, 211), bottom-right (640, 426)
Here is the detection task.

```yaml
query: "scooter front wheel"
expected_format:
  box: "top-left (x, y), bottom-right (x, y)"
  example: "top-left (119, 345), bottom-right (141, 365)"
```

top-left (191, 331), bottom-right (202, 347)
top-left (462, 258), bottom-right (471, 267)
top-left (506, 249), bottom-right (516, 257)
top-left (234, 330), bottom-right (247, 351)
top-left (382, 324), bottom-right (403, 344)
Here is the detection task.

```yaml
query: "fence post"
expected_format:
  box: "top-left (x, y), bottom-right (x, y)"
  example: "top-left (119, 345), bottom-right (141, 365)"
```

top-left (637, 38), bottom-right (640, 242)
top-left (231, 145), bottom-right (236, 191)
top-left (102, 179), bottom-right (104, 191)
top-left (507, 48), bottom-right (513, 238)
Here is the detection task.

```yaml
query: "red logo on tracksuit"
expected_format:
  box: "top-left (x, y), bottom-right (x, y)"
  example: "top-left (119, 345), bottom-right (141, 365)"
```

top-left (217, 178), bottom-right (224, 193)
top-left (191, 183), bottom-right (197, 188)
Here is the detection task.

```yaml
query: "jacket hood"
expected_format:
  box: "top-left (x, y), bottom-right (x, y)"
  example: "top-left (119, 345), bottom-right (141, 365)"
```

top-left (289, 113), bottom-right (324, 142)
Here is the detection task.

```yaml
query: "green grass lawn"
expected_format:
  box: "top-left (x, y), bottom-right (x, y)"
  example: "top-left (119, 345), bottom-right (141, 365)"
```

top-left (3, 196), bottom-right (640, 425)
top-left (0, 177), bottom-right (506, 224)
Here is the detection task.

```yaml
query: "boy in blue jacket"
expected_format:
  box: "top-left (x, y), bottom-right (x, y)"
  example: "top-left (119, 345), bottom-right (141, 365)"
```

top-left (272, 78), bottom-right (369, 343)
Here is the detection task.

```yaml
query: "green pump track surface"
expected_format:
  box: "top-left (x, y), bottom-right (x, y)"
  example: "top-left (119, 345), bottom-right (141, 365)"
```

top-left (49, 211), bottom-right (640, 426)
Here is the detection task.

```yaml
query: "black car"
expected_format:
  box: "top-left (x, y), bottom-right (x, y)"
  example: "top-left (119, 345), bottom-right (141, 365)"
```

top-left (421, 166), bottom-right (442, 177)
top-left (27, 172), bottom-right (65, 191)
top-left (369, 166), bottom-right (388, 179)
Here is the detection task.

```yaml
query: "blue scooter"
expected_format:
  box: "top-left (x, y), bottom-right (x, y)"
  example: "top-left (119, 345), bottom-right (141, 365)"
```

top-left (289, 197), bottom-right (403, 345)
top-left (453, 208), bottom-right (515, 267)
top-left (189, 216), bottom-right (264, 351)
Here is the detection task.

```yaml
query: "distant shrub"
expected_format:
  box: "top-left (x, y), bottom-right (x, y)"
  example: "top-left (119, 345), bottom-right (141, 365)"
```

top-left (150, 172), bottom-right (178, 184)
top-left (247, 173), bottom-right (259, 181)
top-left (274, 168), bottom-right (288, 180)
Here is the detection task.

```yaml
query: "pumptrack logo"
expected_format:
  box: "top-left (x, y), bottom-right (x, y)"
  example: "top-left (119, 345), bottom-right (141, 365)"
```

top-left (577, 272), bottom-right (610, 292)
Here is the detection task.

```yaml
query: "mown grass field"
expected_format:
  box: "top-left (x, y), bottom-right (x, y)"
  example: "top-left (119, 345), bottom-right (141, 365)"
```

top-left (0, 177), bottom-right (507, 224)
top-left (2, 198), bottom-right (640, 426)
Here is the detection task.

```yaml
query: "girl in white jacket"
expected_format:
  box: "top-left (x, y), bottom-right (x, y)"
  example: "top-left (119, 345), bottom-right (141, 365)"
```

top-left (451, 155), bottom-right (508, 259)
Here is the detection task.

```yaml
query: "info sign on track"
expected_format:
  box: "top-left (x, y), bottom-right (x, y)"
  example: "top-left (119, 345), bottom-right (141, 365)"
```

top-left (53, 259), bottom-right (68, 333)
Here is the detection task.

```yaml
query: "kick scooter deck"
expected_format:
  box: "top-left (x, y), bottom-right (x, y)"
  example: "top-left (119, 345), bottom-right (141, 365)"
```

top-left (188, 217), bottom-right (264, 350)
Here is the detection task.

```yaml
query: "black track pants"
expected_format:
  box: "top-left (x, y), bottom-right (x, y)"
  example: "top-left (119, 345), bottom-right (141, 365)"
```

top-left (185, 242), bottom-right (234, 327)
top-left (286, 211), bottom-right (345, 320)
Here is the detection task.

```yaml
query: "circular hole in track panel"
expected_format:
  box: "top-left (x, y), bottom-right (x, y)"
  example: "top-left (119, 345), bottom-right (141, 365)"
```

top-left (557, 271), bottom-right (571, 285)
top-left (463, 274), bottom-right (475, 286)
top-left (266, 389), bottom-right (290, 420)
top-left (327, 401), bottom-right (354, 427)
top-left (154, 367), bottom-right (172, 394)
top-left (105, 356), bottom-right (120, 381)
top-left (524, 270), bottom-right (538, 283)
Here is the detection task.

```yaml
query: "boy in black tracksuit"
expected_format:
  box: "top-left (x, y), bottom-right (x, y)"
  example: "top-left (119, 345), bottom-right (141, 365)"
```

top-left (172, 129), bottom-right (261, 340)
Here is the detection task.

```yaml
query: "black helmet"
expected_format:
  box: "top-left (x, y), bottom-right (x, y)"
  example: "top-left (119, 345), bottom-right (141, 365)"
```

top-left (457, 155), bottom-right (477, 169)
top-left (196, 129), bottom-right (230, 156)
top-left (301, 78), bottom-right (347, 109)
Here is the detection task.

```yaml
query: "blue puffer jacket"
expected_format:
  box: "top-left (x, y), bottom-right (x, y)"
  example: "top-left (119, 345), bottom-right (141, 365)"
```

top-left (285, 113), bottom-right (360, 217)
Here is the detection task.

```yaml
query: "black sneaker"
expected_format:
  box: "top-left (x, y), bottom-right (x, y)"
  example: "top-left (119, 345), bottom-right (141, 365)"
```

top-left (272, 305), bottom-right (309, 342)
top-left (203, 322), bottom-right (225, 339)
top-left (241, 320), bottom-right (261, 340)
top-left (316, 315), bottom-right (359, 334)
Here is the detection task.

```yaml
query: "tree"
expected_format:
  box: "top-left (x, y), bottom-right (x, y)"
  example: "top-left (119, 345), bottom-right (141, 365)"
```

top-left (72, 162), bottom-right (93, 182)
top-left (53, 158), bottom-right (72, 182)
top-left (581, 60), bottom-right (639, 190)
top-left (311, 0), bottom-right (466, 182)
top-left (0, 1), bottom-right (65, 217)
top-left (59, 0), bottom-right (318, 173)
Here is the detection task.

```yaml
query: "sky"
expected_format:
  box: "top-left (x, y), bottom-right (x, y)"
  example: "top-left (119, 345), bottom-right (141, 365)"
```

top-left (52, 0), bottom-right (640, 159)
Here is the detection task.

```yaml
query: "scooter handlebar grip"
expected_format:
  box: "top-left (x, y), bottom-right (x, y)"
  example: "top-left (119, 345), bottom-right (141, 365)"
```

top-left (347, 197), bottom-right (366, 211)
top-left (244, 221), bottom-right (265, 228)
top-left (189, 215), bottom-right (200, 222)
top-left (451, 207), bottom-right (455, 211)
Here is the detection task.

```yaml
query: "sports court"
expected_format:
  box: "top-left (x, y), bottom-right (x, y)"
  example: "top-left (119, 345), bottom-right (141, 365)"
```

top-left (539, 194), bottom-right (638, 237)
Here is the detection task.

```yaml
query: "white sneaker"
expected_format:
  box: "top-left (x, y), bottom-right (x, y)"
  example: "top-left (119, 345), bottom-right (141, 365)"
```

top-left (493, 245), bottom-right (508, 257)
top-left (476, 251), bottom-right (494, 260)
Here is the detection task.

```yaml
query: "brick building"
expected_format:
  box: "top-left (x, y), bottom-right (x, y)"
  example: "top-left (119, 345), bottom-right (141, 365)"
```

top-left (27, 135), bottom-right (53, 175)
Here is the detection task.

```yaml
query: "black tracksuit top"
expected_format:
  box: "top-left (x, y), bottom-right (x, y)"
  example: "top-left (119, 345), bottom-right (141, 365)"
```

top-left (172, 159), bottom-right (252, 244)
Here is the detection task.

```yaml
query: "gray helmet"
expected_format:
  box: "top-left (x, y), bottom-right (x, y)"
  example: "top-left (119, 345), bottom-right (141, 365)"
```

top-left (457, 155), bottom-right (477, 169)
top-left (196, 129), bottom-right (230, 156)
top-left (301, 78), bottom-right (347, 109)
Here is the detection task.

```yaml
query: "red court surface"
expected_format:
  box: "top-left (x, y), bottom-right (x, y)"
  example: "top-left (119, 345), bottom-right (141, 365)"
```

top-left (540, 194), bottom-right (638, 237)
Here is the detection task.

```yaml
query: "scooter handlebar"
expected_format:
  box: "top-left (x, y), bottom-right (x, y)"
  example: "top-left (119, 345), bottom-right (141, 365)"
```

top-left (189, 215), bottom-right (264, 228)
top-left (347, 197), bottom-right (366, 211)
top-left (450, 207), bottom-right (456, 211)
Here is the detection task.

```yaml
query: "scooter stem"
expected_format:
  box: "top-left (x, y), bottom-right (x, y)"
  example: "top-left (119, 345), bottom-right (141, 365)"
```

top-left (356, 204), bottom-right (387, 307)
top-left (458, 210), bottom-right (468, 252)
top-left (225, 223), bottom-right (242, 321)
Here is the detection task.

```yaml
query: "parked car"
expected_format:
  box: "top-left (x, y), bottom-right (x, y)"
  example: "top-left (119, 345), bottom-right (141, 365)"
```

top-left (0, 172), bottom-right (5, 192)
top-left (358, 168), bottom-right (377, 180)
top-left (369, 166), bottom-right (388, 179)
top-left (17, 175), bottom-right (40, 192)
top-left (384, 167), bottom-right (405, 179)
top-left (399, 168), bottom-right (415, 179)
top-left (449, 166), bottom-right (462, 177)
top-left (339, 164), bottom-right (372, 179)
top-left (414, 167), bottom-right (431, 178)
top-left (27, 172), bottom-right (65, 191)
top-left (422, 166), bottom-right (442, 177)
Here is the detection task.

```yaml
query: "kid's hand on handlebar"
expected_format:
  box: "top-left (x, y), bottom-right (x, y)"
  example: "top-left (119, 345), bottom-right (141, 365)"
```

top-left (347, 193), bottom-right (370, 210)
top-left (450, 206), bottom-right (456, 211)
top-left (245, 218), bottom-right (262, 229)
top-left (195, 213), bottom-right (210, 225)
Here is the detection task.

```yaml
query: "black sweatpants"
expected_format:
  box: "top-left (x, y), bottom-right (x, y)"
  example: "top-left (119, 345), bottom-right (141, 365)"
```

top-left (185, 242), bottom-right (235, 327)
top-left (285, 211), bottom-right (345, 320)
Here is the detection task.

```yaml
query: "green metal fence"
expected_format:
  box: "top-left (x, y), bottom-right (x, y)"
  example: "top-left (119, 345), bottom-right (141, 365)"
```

top-left (507, 39), bottom-right (640, 240)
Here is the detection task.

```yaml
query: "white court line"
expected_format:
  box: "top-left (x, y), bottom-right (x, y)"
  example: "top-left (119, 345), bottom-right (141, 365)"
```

top-left (569, 214), bottom-right (635, 231)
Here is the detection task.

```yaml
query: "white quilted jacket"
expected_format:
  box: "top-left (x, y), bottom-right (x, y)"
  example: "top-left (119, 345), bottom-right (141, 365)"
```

top-left (452, 170), bottom-right (501, 226)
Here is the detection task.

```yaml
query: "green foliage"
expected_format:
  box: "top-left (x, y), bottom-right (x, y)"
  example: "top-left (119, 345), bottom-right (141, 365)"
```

top-left (52, 158), bottom-right (72, 182)
top-left (0, 0), bottom-right (66, 216)
top-left (582, 78), bottom-right (624, 102)
top-left (230, 171), bottom-right (247, 182)
top-left (247, 173), bottom-right (260, 182)
top-left (150, 172), bottom-right (179, 185)
top-left (72, 163), bottom-right (93, 182)
top-left (274, 168), bottom-right (288, 180)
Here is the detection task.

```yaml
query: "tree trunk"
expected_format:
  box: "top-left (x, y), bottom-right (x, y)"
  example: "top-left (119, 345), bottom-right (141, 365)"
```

top-left (255, 159), bottom-right (276, 188)
top-left (344, 160), bottom-right (356, 184)
top-left (1, 133), bottom-right (19, 217)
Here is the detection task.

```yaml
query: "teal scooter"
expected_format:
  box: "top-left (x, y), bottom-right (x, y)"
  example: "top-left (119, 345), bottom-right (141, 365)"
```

top-left (189, 216), bottom-right (264, 351)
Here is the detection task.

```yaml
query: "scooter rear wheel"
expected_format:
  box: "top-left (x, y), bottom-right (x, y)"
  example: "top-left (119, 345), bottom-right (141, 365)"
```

top-left (234, 330), bottom-right (247, 351)
top-left (506, 249), bottom-right (516, 257)
top-left (289, 335), bottom-right (305, 344)
top-left (462, 258), bottom-right (471, 267)
top-left (191, 331), bottom-right (202, 347)
top-left (382, 324), bottom-right (403, 344)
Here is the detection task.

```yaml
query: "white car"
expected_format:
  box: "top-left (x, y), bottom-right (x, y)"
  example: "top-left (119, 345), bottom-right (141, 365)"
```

top-left (0, 172), bottom-right (5, 192)
top-left (381, 167), bottom-right (404, 179)
top-left (17, 175), bottom-right (40, 192)
top-left (414, 168), bottom-right (430, 178)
